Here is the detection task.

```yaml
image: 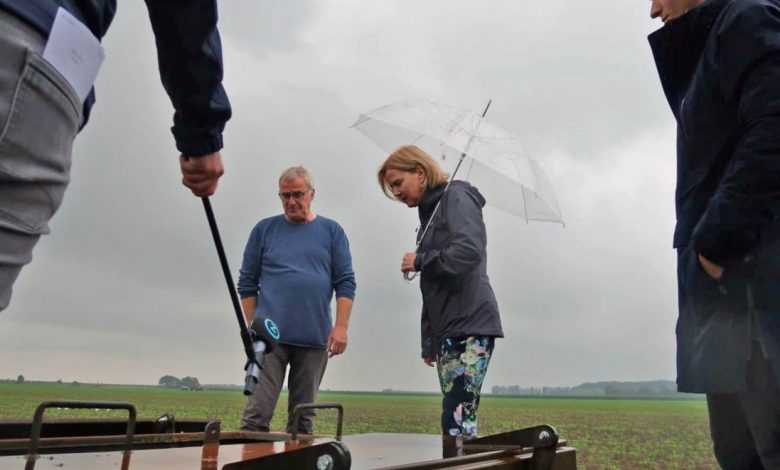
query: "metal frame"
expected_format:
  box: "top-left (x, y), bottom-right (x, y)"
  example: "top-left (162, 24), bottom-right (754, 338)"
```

top-left (26, 401), bottom-right (136, 459)
top-left (222, 441), bottom-right (352, 470)
top-left (0, 400), bottom-right (576, 469)
top-left (290, 403), bottom-right (344, 441)
top-left (465, 425), bottom-right (561, 470)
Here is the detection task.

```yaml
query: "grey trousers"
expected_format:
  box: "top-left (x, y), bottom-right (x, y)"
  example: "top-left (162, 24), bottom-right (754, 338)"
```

top-left (0, 8), bottom-right (82, 311)
top-left (240, 344), bottom-right (328, 434)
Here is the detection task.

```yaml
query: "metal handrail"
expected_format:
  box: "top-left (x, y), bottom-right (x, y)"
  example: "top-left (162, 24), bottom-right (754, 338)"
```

top-left (25, 401), bottom-right (136, 462)
top-left (290, 403), bottom-right (344, 441)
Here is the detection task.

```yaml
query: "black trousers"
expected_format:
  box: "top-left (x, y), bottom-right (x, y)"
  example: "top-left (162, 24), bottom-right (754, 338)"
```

top-left (707, 342), bottom-right (780, 470)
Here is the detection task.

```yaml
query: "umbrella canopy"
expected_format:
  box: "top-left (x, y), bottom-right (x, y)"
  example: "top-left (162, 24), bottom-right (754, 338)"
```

top-left (352, 99), bottom-right (564, 225)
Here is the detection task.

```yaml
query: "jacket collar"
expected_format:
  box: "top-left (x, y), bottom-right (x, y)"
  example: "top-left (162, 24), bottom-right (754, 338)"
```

top-left (418, 183), bottom-right (447, 225)
top-left (648, 0), bottom-right (730, 114)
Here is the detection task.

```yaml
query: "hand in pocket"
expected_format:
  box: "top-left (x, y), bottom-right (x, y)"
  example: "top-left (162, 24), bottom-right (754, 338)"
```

top-left (698, 254), bottom-right (724, 281)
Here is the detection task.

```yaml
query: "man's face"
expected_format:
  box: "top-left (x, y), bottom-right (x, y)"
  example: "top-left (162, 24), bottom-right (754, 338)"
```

top-left (279, 177), bottom-right (314, 223)
top-left (650, 0), bottom-right (706, 23)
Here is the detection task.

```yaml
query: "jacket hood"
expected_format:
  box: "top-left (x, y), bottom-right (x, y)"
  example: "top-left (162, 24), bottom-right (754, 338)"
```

top-left (418, 180), bottom-right (485, 226)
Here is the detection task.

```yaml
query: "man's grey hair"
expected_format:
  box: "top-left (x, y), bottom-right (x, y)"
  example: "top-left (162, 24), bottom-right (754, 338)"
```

top-left (279, 166), bottom-right (314, 189)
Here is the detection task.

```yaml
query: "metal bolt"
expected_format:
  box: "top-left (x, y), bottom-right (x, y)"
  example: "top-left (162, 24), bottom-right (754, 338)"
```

top-left (538, 430), bottom-right (550, 441)
top-left (316, 454), bottom-right (334, 470)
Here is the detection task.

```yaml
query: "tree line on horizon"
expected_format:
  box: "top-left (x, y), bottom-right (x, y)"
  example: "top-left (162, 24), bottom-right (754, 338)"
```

top-left (6, 375), bottom-right (698, 398)
top-left (158, 375), bottom-right (202, 390)
top-left (491, 380), bottom-right (696, 397)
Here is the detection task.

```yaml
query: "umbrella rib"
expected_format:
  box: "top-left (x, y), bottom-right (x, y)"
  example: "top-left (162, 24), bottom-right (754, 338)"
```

top-left (411, 133), bottom-right (427, 147)
top-left (465, 158), bottom-right (475, 181)
top-left (522, 185), bottom-right (529, 224)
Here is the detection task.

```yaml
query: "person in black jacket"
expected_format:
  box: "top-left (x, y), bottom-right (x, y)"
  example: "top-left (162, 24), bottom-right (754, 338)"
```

top-left (649, 0), bottom-right (780, 467)
top-left (378, 145), bottom-right (503, 440)
top-left (0, 0), bottom-right (231, 311)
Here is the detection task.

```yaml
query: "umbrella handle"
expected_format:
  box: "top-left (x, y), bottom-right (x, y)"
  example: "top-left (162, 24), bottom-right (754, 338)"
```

top-left (403, 271), bottom-right (418, 282)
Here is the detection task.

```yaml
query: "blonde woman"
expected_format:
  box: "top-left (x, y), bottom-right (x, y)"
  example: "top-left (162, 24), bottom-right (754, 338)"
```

top-left (378, 145), bottom-right (503, 438)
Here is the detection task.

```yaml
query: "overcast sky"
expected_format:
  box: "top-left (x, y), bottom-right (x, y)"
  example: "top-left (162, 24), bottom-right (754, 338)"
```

top-left (0, 1), bottom-right (679, 392)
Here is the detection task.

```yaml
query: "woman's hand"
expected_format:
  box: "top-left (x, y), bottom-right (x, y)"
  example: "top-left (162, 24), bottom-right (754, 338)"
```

top-left (423, 356), bottom-right (436, 367)
top-left (401, 252), bottom-right (417, 272)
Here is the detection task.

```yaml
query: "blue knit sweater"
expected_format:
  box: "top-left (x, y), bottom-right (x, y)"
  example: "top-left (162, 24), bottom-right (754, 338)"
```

top-left (237, 215), bottom-right (356, 349)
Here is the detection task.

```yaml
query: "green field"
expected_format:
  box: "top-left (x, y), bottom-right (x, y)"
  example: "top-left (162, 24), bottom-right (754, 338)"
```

top-left (0, 383), bottom-right (716, 469)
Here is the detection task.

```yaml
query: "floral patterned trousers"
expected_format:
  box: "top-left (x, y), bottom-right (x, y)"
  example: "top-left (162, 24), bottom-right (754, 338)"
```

top-left (436, 336), bottom-right (495, 437)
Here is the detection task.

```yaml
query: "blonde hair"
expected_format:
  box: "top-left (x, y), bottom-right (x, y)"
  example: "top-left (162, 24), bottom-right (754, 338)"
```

top-left (377, 145), bottom-right (449, 199)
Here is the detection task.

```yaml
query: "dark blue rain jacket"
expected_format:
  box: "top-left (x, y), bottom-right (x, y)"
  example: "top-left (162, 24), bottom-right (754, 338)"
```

top-left (414, 181), bottom-right (504, 358)
top-left (0, 0), bottom-right (231, 156)
top-left (649, 0), bottom-right (780, 392)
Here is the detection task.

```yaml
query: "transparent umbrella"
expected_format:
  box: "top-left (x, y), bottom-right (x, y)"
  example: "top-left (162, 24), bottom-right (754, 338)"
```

top-left (352, 99), bottom-right (564, 281)
top-left (352, 99), bottom-right (564, 225)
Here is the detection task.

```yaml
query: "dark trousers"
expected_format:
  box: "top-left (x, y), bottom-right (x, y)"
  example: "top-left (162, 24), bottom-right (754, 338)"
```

top-left (707, 342), bottom-right (780, 469)
top-left (240, 344), bottom-right (328, 434)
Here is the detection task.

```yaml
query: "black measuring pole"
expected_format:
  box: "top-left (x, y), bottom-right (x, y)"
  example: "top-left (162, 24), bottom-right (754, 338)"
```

top-left (201, 197), bottom-right (255, 363)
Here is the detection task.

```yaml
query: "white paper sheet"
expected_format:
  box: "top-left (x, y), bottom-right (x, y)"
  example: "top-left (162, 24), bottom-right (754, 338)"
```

top-left (42, 8), bottom-right (105, 103)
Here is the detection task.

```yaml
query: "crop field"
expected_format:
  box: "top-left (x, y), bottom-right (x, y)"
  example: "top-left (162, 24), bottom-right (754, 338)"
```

top-left (0, 383), bottom-right (716, 469)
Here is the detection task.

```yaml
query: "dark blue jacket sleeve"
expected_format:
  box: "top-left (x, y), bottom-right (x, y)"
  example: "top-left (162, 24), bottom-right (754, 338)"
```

top-left (691, 1), bottom-right (780, 264)
top-left (144, 0), bottom-right (232, 157)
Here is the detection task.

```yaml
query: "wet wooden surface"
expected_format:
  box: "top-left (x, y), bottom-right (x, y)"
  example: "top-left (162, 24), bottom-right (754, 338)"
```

top-left (345, 433), bottom-right (447, 468)
top-left (0, 440), bottom-right (311, 470)
top-left (0, 433), bottom-right (573, 469)
top-left (0, 433), bottom-right (444, 469)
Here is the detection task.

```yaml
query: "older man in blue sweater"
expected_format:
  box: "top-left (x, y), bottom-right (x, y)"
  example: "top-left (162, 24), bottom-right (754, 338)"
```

top-left (237, 166), bottom-right (356, 434)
